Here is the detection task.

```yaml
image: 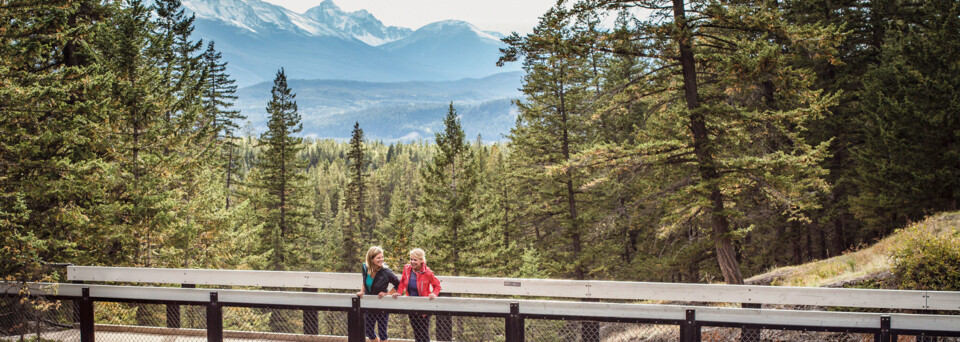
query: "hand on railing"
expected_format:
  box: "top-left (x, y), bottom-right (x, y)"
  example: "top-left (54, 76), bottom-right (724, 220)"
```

top-left (356, 291), bottom-right (363, 298)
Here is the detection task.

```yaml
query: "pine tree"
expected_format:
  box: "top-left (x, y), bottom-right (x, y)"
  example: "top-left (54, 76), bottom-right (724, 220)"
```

top-left (252, 68), bottom-right (312, 271)
top-left (201, 41), bottom-right (245, 209)
top-left (472, 145), bottom-right (524, 276)
top-left (0, 0), bottom-right (111, 282)
top-left (334, 122), bottom-right (368, 271)
top-left (500, 7), bottom-right (595, 280)
top-left (97, 0), bottom-right (180, 267)
top-left (510, 0), bottom-right (840, 284)
top-left (778, 0), bottom-right (894, 256)
top-left (851, 0), bottom-right (960, 231)
top-left (382, 186), bottom-right (414, 269)
top-left (419, 103), bottom-right (481, 276)
top-left (345, 122), bottom-right (369, 245)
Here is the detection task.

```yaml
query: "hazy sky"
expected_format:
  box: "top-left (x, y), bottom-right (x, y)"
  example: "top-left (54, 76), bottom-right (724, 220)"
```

top-left (261, 0), bottom-right (557, 34)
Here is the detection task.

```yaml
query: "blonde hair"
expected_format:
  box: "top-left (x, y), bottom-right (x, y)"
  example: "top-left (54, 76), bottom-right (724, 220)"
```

top-left (409, 248), bottom-right (426, 264)
top-left (365, 246), bottom-right (384, 275)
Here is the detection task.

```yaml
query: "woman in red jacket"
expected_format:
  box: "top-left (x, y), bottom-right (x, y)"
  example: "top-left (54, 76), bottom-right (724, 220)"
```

top-left (392, 248), bottom-right (441, 342)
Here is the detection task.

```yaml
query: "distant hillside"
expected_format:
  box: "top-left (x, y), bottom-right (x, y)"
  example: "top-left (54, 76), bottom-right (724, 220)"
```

top-left (746, 211), bottom-right (960, 288)
top-left (235, 71), bottom-right (523, 141)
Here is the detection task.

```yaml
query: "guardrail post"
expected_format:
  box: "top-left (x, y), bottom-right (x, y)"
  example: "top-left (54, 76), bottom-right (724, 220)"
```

top-left (581, 298), bottom-right (599, 342)
top-left (506, 302), bottom-right (521, 342)
top-left (166, 302), bottom-right (180, 328)
top-left (207, 292), bottom-right (222, 342)
top-left (740, 303), bottom-right (761, 342)
top-left (680, 309), bottom-right (699, 342)
top-left (303, 288), bottom-right (318, 335)
top-left (348, 296), bottom-right (363, 342)
top-left (437, 293), bottom-right (452, 341)
top-left (71, 280), bottom-right (84, 326)
top-left (79, 287), bottom-right (94, 342)
top-left (878, 315), bottom-right (891, 342)
top-left (167, 283), bottom-right (194, 328)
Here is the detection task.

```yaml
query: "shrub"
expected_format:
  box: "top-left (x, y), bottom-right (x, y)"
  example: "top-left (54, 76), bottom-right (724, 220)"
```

top-left (892, 224), bottom-right (960, 291)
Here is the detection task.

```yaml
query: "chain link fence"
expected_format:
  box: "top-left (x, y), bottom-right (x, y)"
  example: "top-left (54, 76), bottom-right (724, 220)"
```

top-left (0, 295), bottom-right (79, 341)
top-left (698, 326), bottom-right (872, 342)
top-left (359, 311), bottom-right (506, 342)
top-left (895, 337), bottom-right (960, 342)
top-left (524, 318), bottom-right (678, 342)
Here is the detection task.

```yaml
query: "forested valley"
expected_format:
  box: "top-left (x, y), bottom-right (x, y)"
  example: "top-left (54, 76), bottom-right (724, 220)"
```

top-left (2, 0), bottom-right (958, 288)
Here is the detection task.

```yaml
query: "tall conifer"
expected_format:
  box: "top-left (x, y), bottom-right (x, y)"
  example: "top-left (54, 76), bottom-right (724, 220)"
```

top-left (253, 68), bottom-right (311, 271)
top-left (532, 0), bottom-right (840, 284)
top-left (201, 41), bottom-right (245, 209)
top-left (852, 0), bottom-right (960, 231)
top-left (346, 122), bottom-right (368, 246)
top-left (0, 0), bottom-right (111, 283)
top-left (500, 7), bottom-right (594, 280)
top-left (419, 103), bottom-right (480, 276)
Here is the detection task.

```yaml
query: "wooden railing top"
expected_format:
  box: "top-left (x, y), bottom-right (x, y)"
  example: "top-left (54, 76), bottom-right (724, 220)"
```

top-left (66, 266), bottom-right (960, 311)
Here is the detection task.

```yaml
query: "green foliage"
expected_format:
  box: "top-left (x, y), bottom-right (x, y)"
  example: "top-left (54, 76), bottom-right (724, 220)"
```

top-left (342, 122), bottom-right (368, 270)
top-left (419, 103), bottom-right (482, 276)
top-left (852, 0), bottom-right (960, 233)
top-left (893, 225), bottom-right (960, 291)
top-left (1, 0), bottom-right (956, 289)
top-left (1, 0), bottom-right (112, 275)
top-left (501, 7), bottom-right (596, 280)
top-left (250, 69), bottom-right (313, 271)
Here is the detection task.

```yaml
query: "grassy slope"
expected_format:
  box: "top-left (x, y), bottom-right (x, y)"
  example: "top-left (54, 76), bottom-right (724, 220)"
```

top-left (745, 211), bottom-right (960, 288)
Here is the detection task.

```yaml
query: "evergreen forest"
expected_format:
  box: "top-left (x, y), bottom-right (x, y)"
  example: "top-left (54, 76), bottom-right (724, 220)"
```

top-left (2, 0), bottom-right (959, 287)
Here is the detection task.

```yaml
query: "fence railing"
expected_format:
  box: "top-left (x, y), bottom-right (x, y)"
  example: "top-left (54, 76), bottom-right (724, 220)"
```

top-left (67, 265), bottom-right (960, 310)
top-left (3, 282), bottom-right (960, 342)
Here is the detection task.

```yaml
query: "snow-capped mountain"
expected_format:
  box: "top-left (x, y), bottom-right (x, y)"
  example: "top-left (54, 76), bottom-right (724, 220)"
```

top-left (180, 0), bottom-right (524, 139)
top-left (382, 20), bottom-right (512, 79)
top-left (302, 0), bottom-right (411, 46)
top-left (183, 0), bottom-right (348, 38)
top-left (182, 0), bottom-right (520, 86)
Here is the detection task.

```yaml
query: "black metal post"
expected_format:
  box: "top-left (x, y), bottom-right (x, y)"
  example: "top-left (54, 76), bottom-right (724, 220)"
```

top-left (348, 297), bottom-right (364, 342)
top-left (580, 297), bottom-right (600, 342)
top-left (519, 315), bottom-right (525, 342)
top-left (680, 309), bottom-right (700, 342)
top-left (207, 292), bottom-right (223, 342)
top-left (878, 315), bottom-right (891, 342)
top-left (71, 280), bottom-right (84, 326)
top-left (166, 303), bottom-right (180, 329)
top-left (303, 288), bottom-right (318, 335)
top-left (437, 292), bottom-right (452, 341)
top-left (79, 287), bottom-right (94, 342)
top-left (168, 284), bottom-right (195, 329)
top-left (506, 302), bottom-right (521, 342)
top-left (740, 303), bottom-right (761, 342)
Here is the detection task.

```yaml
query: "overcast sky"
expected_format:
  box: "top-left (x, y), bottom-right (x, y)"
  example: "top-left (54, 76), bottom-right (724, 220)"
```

top-left (261, 0), bottom-right (557, 35)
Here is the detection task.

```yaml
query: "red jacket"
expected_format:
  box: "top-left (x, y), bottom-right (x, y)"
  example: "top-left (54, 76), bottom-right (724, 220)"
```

top-left (397, 263), bottom-right (441, 297)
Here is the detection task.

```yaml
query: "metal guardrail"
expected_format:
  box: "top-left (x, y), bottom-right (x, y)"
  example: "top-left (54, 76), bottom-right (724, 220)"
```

top-left (67, 266), bottom-right (960, 311)
top-left (2, 282), bottom-right (960, 342)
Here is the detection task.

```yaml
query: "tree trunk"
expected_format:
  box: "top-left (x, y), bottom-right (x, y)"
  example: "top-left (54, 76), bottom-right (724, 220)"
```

top-left (672, 0), bottom-right (743, 284)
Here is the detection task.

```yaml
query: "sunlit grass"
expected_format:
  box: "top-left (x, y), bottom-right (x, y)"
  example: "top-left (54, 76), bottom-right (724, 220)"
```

top-left (746, 211), bottom-right (960, 287)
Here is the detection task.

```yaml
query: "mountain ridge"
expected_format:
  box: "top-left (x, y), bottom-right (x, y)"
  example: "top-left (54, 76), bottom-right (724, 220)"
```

top-left (183, 0), bottom-right (520, 86)
top-left (234, 71), bottom-right (523, 141)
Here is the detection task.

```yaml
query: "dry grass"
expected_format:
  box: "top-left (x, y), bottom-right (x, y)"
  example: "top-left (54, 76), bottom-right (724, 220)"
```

top-left (745, 211), bottom-right (960, 287)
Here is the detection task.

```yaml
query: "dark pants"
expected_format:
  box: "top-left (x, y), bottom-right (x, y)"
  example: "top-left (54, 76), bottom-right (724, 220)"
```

top-left (409, 314), bottom-right (431, 342)
top-left (364, 313), bottom-right (389, 340)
